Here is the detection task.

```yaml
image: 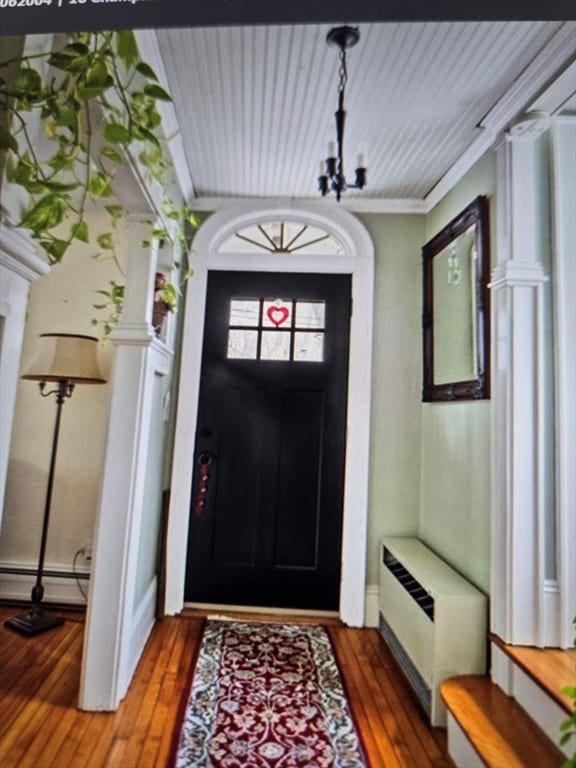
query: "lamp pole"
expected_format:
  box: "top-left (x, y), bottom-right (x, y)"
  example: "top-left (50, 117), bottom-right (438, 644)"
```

top-left (4, 333), bottom-right (106, 637)
top-left (5, 380), bottom-right (74, 636)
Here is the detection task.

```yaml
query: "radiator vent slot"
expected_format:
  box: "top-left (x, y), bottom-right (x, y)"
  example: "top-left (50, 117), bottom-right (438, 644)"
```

top-left (383, 546), bottom-right (435, 620)
top-left (379, 612), bottom-right (431, 717)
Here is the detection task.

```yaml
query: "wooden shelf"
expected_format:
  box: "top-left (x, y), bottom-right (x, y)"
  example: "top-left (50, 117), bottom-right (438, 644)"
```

top-left (491, 634), bottom-right (575, 714)
top-left (441, 675), bottom-right (565, 768)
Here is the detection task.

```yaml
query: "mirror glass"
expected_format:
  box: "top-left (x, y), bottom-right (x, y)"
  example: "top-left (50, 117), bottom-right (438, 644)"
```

top-left (422, 196), bottom-right (490, 401)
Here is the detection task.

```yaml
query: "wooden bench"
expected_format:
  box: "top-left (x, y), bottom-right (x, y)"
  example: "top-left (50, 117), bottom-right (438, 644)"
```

top-left (441, 675), bottom-right (566, 768)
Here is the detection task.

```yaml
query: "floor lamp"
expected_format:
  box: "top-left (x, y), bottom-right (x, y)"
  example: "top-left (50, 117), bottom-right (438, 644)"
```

top-left (5, 333), bottom-right (106, 637)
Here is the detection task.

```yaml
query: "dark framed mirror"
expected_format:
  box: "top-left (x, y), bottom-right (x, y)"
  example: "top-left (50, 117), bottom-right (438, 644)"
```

top-left (422, 195), bottom-right (490, 402)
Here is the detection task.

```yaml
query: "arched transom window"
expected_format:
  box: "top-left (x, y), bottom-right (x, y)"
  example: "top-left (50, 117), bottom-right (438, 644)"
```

top-left (218, 220), bottom-right (345, 254)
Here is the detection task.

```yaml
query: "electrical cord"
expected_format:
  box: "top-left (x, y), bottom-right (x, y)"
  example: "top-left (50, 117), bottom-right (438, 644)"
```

top-left (72, 549), bottom-right (88, 601)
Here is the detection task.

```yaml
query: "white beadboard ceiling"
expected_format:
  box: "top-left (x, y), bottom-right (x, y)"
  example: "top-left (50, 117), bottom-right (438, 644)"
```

top-left (154, 21), bottom-right (575, 205)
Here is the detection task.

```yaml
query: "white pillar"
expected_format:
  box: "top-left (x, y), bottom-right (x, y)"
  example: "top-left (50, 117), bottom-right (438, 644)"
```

top-left (551, 116), bottom-right (576, 649)
top-left (0, 227), bottom-right (49, 525)
top-left (80, 218), bottom-right (173, 710)
top-left (490, 113), bottom-right (552, 647)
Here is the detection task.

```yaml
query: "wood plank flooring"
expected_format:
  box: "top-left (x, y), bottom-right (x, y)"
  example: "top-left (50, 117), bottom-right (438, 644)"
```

top-left (0, 606), bottom-right (453, 767)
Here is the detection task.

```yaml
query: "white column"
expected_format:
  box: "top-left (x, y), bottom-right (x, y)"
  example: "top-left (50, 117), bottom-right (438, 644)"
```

top-left (490, 113), bottom-right (552, 647)
top-left (80, 218), bottom-right (172, 710)
top-left (0, 227), bottom-right (49, 525)
top-left (551, 116), bottom-right (576, 649)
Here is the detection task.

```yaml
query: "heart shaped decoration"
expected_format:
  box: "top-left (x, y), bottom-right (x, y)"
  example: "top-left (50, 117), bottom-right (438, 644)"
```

top-left (267, 306), bottom-right (290, 327)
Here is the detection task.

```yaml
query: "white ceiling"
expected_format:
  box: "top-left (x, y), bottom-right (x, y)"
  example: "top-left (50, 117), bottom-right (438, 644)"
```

top-left (152, 21), bottom-right (575, 208)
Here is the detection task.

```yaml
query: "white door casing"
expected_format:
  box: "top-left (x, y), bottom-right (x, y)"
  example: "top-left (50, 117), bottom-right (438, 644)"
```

top-left (166, 204), bottom-right (374, 626)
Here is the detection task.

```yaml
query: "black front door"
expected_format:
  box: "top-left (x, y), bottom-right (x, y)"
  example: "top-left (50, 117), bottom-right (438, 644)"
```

top-left (185, 271), bottom-right (351, 609)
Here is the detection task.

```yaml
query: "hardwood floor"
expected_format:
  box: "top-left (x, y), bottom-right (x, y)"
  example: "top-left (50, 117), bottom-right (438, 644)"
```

top-left (0, 605), bottom-right (453, 767)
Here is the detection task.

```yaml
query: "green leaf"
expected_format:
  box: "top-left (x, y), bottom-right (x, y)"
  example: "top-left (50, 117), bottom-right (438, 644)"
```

top-left (135, 126), bottom-right (160, 147)
top-left (40, 180), bottom-right (81, 193)
top-left (0, 125), bottom-right (18, 153)
top-left (104, 122), bottom-right (131, 145)
top-left (48, 43), bottom-right (90, 73)
top-left (187, 210), bottom-right (201, 228)
top-left (76, 79), bottom-right (114, 100)
top-left (72, 220), bottom-right (90, 243)
top-left (43, 239), bottom-right (69, 263)
top-left (115, 30), bottom-right (139, 68)
top-left (101, 146), bottom-right (124, 164)
top-left (88, 60), bottom-right (111, 86)
top-left (105, 205), bottom-right (124, 220)
top-left (55, 109), bottom-right (78, 129)
top-left (135, 62), bottom-right (159, 81)
top-left (88, 172), bottom-right (113, 198)
top-left (19, 195), bottom-right (68, 235)
top-left (13, 68), bottom-right (43, 98)
top-left (47, 153), bottom-right (75, 172)
top-left (143, 83), bottom-right (172, 102)
top-left (97, 232), bottom-right (115, 250)
top-left (76, 60), bottom-right (114, 99)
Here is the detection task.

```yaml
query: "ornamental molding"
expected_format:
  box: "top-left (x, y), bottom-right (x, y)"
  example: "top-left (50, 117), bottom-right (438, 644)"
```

top-left (0, 225), bottom-right (50, 282)
top-left (490, 261), bottom-right (548, 290)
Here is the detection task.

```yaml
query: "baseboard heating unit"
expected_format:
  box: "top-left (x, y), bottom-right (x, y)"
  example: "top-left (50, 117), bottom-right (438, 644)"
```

top-left (378, 536), bottom-right (487, 726)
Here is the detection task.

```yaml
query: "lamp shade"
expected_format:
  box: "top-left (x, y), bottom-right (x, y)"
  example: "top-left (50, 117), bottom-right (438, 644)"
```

top-left (21, 334), bottom-right (107, 384)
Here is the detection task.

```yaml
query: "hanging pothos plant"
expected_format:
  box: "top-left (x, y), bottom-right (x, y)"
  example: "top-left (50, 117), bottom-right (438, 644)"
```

top-left (0, 29), bottom-right (198, 332)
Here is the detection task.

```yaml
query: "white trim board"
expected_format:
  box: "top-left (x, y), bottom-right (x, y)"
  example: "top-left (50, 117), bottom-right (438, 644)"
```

top-left (166, 204), bottom-right (375, 627)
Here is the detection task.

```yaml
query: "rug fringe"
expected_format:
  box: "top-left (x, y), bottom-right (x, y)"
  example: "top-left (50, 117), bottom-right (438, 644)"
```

top-left (206, 614), bottom-right (323, 627)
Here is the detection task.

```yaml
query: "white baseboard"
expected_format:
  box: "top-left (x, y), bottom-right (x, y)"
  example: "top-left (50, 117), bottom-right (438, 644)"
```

top-left (0, 563), bottom-right (89, 605)
top-left (364, 583), bottom-right (379, 627)
top-left (123, 577), bottom-right (157, 694)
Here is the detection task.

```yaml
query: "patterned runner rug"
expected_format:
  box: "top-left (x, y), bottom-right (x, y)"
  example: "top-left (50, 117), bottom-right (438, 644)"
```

top-left (172, 619), bottom-right (367, 767)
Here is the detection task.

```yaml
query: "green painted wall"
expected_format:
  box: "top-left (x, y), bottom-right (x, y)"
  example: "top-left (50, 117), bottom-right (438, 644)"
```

top-left (419, 151), bottom-right (497, 593)
top-left (357, 213), bottom-right (425, 587)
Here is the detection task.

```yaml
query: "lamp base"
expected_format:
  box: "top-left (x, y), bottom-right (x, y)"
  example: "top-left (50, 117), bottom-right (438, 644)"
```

top-left (5, 607), bottom-right (64, 636)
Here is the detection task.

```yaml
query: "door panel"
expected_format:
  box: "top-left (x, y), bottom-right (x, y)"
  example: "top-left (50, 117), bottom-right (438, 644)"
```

top-left (185, 271), bottom-right (350, 609)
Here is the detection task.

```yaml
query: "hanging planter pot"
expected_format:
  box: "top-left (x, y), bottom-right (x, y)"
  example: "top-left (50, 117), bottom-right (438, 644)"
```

top-left (152, 272), bottom-right (177, 336)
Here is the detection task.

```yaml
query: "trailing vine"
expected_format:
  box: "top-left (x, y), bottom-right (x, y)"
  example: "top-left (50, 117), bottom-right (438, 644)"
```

top-left (0, 30), bottom-right (198, 331)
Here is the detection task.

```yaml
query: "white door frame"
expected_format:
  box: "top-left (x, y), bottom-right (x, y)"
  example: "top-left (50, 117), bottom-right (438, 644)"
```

top-left (166, 204), bottom-right (374, 626)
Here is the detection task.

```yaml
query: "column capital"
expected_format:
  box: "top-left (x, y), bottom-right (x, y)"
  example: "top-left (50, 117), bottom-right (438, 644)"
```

top-left (490, 260), bottom-right (548, 290)
top-left (506, 111), bottom-right (551, 142)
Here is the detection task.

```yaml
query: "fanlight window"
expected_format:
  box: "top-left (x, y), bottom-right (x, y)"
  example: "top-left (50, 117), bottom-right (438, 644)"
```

top-left (219, 220), bottom-right (344, 254)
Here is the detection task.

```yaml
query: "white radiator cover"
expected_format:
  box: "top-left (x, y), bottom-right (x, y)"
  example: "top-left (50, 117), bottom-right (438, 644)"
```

top-left (378, 536), bottom-right (487, 726)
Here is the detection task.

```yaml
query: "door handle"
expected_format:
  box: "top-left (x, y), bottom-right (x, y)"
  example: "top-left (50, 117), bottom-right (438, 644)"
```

top-left (194, 452), bottom-right (213, 516)
top-left (197, 451), bottom-right (213, 467)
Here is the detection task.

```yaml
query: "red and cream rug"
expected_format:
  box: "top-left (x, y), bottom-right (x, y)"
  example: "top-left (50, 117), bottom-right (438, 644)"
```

top-left (172, 619), bottom-right (367, 767)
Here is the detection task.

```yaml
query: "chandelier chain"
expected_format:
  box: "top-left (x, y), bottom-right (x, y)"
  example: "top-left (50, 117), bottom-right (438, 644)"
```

top-left (338, 49), bottom-right (348, 94)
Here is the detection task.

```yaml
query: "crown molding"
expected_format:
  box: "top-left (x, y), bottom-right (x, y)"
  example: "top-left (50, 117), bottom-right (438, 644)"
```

top-left (425, 22), bottom-right (576, 212)
top-left (134, 30), bottom-right (197, 203)
top-left (187, 196), bottom-right (427, 215)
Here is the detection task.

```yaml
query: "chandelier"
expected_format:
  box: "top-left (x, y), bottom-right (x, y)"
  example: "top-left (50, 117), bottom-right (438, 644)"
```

top-left (318, 26), bottom-right (367, 202)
